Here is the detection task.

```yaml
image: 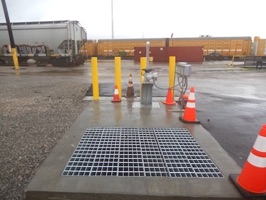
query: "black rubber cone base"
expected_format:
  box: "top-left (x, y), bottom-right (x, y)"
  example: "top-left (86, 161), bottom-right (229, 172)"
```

top-left (179, 116), bottom-right (200, 124)
top-left (229, 174), bottom-right (266, 198)
top-left (111, 100), bottom-right (121, 103)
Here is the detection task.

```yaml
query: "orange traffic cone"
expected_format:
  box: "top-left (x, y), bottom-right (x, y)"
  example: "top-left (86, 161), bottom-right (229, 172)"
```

top-left (163, 88), bottom-right (176, 105)
top-left (230, 124), bottom-right (266, 197)
top-left (111, 85), bottom-right (121, 103)
top-left (179, 87), bottom-right (200, 123)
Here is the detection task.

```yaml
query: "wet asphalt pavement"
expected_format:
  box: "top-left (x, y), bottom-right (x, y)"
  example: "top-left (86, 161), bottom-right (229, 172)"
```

top-left (191, 66), bottom-right (266, 167)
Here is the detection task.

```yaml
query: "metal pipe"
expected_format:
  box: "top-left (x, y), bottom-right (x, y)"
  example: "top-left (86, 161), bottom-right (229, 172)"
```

top-left (111, 0), bottom-right (114, 39)
top-left (1, 0), bottom-right (19, 70)
top-left (146, 41), bottom-right (150, 69)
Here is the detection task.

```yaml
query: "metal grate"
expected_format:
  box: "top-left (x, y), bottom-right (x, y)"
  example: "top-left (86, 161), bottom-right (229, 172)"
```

top-left (62, 127), bottom-right (223, 178)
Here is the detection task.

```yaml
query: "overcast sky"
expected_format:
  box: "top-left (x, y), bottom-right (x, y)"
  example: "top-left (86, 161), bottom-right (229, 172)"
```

top-left (0, 0), bottom-right (265, 40)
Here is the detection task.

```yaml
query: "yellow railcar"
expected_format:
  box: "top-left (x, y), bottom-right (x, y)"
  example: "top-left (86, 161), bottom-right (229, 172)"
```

top-left (171, 37), bottom-right (252, 57)
top-left (97, 38), bottom-right (165, 57)
top-left (254, 36), bottom-right (266, 56)
top-left (81, 36), bottom-right (260, 59)
top-left (79, 40), bottom-right (97, 57)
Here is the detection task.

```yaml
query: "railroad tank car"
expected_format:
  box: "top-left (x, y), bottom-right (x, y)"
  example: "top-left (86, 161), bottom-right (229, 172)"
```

top-left (0, 20), bottom-right (87, 66)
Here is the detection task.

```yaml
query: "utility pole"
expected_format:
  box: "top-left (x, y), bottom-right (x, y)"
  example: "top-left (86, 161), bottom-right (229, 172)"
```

top-left (111, 0), bottom-right (114, 39)
top-left (1, 0), bottom-right (19, 70)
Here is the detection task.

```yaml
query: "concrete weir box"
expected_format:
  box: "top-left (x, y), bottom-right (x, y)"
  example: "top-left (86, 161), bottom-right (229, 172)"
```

top-left (25, 101), bottom-right (243, 200)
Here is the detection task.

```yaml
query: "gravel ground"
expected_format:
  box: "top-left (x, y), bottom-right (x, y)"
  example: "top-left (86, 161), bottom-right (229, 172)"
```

top-left (0, 66), bottom-right (89, 200)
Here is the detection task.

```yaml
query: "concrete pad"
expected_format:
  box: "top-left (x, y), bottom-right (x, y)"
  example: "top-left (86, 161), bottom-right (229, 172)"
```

top-left (25, 100), bottom-right (243, 199)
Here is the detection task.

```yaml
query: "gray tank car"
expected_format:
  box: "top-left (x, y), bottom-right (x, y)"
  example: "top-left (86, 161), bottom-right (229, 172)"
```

top-left (0, 20), bottom-right (87, 67)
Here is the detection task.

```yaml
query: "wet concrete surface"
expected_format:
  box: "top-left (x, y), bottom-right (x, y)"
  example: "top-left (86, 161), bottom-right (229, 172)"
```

top-left (25, 99), bottom-right (243, 199)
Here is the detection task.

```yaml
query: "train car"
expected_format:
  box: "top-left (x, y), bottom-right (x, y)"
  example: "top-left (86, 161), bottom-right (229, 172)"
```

top-left (96, 38), bottom-right (166, 57)
top-left (80, 36), bottom-right (265, 61)
top-left (253, 36), bottom-right (266, 56)
top-left (170, 37), bottom-right (252, 59)
top-left (0, 20), bottom-right (87, 66)
top-left (79, 40), bottom-right (97, 58)
top-left (83, 36), bottom-right (253, 61)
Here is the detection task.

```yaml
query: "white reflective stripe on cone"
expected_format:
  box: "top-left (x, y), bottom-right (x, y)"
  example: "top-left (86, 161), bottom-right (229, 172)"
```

top-left (186, 102), bottom-right (195, 108)
top-left (253, 135), bottom-right (266, 152)
top-left (189, 93), bottom-right (195, 100)
top-left (247, 153), bottom-right (266, 168)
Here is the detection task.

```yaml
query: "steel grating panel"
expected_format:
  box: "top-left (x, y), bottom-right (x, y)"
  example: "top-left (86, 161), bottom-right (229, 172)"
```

top-left (62, 127), bottom-right (224, 178)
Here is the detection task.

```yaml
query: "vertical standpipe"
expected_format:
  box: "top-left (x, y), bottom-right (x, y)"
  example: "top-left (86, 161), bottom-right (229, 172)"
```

top-left (1, 0), bottom-right (19, 70)
top-left (111, 0), bottom-right (114, 39)
top-left (146, 41), bottom-right (150, 68)
top-left (140, 53), bottom-right (153, 105)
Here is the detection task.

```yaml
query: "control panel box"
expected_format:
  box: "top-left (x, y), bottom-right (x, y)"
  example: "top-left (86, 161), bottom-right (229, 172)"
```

top-left (176, 62), bottom-right (192, 76)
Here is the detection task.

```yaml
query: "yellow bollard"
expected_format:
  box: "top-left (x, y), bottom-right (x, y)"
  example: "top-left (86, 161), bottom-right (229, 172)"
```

top-left (169, 56), bottom-right (176, 97)
top-left (11, 48), bottom-right (19, 70)
top-left (91, 57), bottom-right (99, 100)
top-left (140, 57), bottom-right (147, 96)
top-left (114, 57), bottom-right (122, 99)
